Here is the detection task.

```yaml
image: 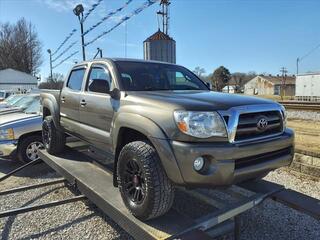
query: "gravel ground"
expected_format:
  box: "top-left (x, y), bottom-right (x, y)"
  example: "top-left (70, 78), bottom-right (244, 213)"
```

top-left (240, 168), bottom-right (320, 240)
top-left (287, 110), bottom-right (320, 121)
top-left (0, 160), bottom-right (132, 240)
top-left (0, 160), bottom-right (319, 240)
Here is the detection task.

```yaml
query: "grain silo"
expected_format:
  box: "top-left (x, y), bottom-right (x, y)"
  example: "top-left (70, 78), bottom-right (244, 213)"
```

top-left (143, 0), bottom-right (176, 64)
top-left (143, 30), bottom-right (176, 64)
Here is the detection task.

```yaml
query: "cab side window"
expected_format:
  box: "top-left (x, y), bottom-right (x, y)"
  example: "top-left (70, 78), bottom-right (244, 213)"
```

top-left (87, 66), bottom-right (112, 94)
top-left (67, 68), bottom-right (85, 91)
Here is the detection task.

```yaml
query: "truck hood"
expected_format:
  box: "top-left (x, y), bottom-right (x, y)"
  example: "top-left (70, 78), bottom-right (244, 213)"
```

top-left (126, 90), bottom-right (277, 111)
top-left (0, 112), bottom-right (40, 127)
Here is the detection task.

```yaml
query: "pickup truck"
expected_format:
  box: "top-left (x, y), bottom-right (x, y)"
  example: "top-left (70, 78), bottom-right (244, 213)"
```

top-left (40, 58), bottom-right (294, 220)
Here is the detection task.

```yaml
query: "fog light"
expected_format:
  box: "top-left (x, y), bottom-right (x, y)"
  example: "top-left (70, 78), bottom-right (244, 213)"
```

top-left (194, 157), bottom-right (205, 171)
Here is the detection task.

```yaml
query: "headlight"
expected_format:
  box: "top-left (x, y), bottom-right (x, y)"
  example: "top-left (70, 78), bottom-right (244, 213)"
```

top-left (0, 128), bottom-right (15, 140)
top-left (281, 106), bottom-right (287, 128)
top-left (174, 111), bottom-right (227, 138)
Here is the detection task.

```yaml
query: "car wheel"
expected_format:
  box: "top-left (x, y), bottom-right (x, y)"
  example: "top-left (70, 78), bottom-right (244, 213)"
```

top-left (17, 135), bottom-right (43, 163)
top-left (117, 141), bottom-right (175, 220)
top-left (42, 116), bottom-right (66, 154)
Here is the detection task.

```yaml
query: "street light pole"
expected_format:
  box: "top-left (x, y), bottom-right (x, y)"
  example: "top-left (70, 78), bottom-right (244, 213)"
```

top-left (47, 49), bottom-right (53, 81)
top-left (296, 57), bottom-right (299, 75)
top-left (79, 15), bottom-right (86, 61)
top-left (73, 4), bottom-right (86, 61)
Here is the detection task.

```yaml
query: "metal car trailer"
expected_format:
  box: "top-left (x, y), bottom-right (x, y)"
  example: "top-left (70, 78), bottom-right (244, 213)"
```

top-left (0, 142), bottom-right (319, 239)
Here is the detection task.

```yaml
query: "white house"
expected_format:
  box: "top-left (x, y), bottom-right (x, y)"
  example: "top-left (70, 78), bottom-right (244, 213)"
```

top-left (296, 73), bottom-right (320, 101)
top-left (244, 75), bottom-right (295, 96)
top-left (222, 85), bottom-right (236, 93)
top-left (0, 68), bottom-right (38, 92)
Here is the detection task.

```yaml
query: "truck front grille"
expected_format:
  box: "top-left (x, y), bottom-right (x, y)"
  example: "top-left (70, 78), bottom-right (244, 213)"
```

top-left (235, 111), bottom-right (283, 141)
top-left (235, 147), bottom-right (292, 169)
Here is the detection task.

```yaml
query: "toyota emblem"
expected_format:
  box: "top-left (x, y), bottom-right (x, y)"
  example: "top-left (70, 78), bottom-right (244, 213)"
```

top-left (257, 117), bottom-right (268, 131)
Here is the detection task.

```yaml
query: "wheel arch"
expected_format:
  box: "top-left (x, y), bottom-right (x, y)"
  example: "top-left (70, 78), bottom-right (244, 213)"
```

top-left (18, 130), bottom-right (43, 146)
top-left (41, 94), bottom-right (61, 130)
top-left (112, 113), bottom-right (184, 187)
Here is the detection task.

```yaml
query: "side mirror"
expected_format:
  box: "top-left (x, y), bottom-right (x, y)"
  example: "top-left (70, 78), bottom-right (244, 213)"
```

top-left (110, 88), bottom-right (121, 100)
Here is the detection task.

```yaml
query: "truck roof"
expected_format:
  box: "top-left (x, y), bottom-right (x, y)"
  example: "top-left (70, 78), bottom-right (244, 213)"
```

top-left (72, 58), bottom-right (177, 68)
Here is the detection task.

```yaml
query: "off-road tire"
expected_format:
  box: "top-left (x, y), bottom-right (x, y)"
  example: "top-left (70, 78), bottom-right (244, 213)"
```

top-left (42, 116), bottom-right (66, 154)
top-left (17, 134), bottom-right (43, 163)
top-left (117, 141), bottom-right (175, 220)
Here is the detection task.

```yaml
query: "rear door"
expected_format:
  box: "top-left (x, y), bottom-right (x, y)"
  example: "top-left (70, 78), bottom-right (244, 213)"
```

top-left (60, 67), bottom-right (86, 134)
top-left (78, 63), bottom-right (115, 152)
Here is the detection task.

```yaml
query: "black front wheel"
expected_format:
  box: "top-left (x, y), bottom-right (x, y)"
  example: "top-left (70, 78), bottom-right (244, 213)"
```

top-left (117, 141), bottom-right (175, 220)
top-left (42, 116), bottom-right (66, 155)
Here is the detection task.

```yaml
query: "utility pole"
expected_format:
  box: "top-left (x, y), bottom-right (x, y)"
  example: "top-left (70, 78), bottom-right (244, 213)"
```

top-left (280, 67), bottom-right (288, 100)
top-left (296, 57), bottom-right (299, 75)
top-left (125, 20), bottom-right (127, 58)
top-left (73, 4), bottom-right (86, 61)
top-left (47, 49), bottom-right (53, 81)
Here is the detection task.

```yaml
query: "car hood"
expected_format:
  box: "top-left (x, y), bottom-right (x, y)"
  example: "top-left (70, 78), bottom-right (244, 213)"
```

top-left (126, 90), bottom-right (277, 111)
top-left (0, 112), bottom-right (40, 127)
top-left (0, 102), bottom-right (10, 108)
top-left (0, 107), bottom-right (22, 115)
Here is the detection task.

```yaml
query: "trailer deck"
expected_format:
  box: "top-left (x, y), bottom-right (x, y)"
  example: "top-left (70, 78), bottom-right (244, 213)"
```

top-left (1, 143), bottom-right (319, 239)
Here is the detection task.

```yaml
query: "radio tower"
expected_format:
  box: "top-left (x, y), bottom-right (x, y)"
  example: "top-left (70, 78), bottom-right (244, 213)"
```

top-left (157, 0), bottom-right (170, 35)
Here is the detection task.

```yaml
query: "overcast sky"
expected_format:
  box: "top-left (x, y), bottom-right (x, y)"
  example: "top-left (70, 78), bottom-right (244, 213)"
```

top-left (1, 0), bottom-right (320, 80)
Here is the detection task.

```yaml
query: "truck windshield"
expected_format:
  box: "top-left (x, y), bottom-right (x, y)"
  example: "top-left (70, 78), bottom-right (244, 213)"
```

top-left (115, 61), bottom-right (209, 91)
top-left (5, 95), bottom-right (23, 105)
top-left (13, 95), bottom-right (39, 110)
top-left (24, 99), bottom-right (40, 114)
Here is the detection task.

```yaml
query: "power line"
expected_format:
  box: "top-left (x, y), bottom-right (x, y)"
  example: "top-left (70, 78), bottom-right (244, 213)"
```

top-left (299, 42), bottom-right (320, 61)
top-left (85, 0), bottom-right (158, 47)
top-left (52, 29), bottom-right (77, 56)
top-left (296, 42), bottom-right (320, 74)
top-left (83, 0), bottom-right (104, 22)
top-left (83, 0), bottom-right (133, 36)
top-left (52, 51), bottom-right (79, 69)
top-left (52, 41), bottom-right (77, 62)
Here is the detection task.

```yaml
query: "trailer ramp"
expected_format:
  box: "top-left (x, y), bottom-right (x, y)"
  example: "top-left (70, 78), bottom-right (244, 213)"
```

top-left (37, 146), bottom-right (282, 240)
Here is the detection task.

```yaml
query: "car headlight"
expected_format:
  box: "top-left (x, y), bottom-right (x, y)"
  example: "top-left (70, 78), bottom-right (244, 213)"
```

top-left (0, 128), bottom-right (15, 140)
top-left (280, 106), bottom-right (287, 128)
top-left (174, 111), bottom-right (227, 138)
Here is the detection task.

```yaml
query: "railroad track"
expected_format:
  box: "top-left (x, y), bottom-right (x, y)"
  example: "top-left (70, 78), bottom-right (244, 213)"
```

top-left (278, 101), bottom-right (320, 111)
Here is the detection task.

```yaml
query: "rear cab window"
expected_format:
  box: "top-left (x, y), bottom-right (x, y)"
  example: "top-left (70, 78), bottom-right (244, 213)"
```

top-left (67, 68), bottom-right (86, 91)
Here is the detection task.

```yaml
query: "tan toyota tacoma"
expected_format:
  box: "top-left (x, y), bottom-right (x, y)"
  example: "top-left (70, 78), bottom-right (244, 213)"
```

top-left (40, 58), bottom-right (294, 220)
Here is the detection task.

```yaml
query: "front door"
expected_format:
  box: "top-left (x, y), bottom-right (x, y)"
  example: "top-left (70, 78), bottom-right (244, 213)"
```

top-left (79, 64), bottom-right (114, 152)
top-left (60, 67), bottom-right (86, 134)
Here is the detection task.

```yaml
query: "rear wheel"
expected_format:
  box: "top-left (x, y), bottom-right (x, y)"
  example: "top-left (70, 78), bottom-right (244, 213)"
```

top-left (42, 116), bottom-right (66, 154)
top-left (17, 135), bottom-right (43, 163)
top-left (117, 141), bottom-right (175, 220)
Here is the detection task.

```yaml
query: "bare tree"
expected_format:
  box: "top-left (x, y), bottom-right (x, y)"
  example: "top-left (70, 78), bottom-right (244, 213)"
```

top-left (0, 18), bottom-right (42, 75)
top-left (48, 73), bottom-right (64, 83)
top-left (39, 73), bottom-right (65, 89)
top-left (193, 66), bottom-right (206, 78)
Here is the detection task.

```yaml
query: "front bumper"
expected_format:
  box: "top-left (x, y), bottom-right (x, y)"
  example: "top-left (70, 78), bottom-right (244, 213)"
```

top-left (0, 140), bottom-right (18, 158)
top-left (170, 128), bottom-right (294, 187)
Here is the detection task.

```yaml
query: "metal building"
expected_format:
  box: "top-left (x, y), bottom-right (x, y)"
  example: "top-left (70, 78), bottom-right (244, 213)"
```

top-left (296, 73), bottom-right (320, 101)
top-left (143, 30), bottom-right (176, 64)
top-left (0, 68), bottom-right (38, 92)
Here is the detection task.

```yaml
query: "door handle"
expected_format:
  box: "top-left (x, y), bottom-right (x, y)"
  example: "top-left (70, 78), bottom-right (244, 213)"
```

top-left (80, 99), bottom-right (87, 107)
